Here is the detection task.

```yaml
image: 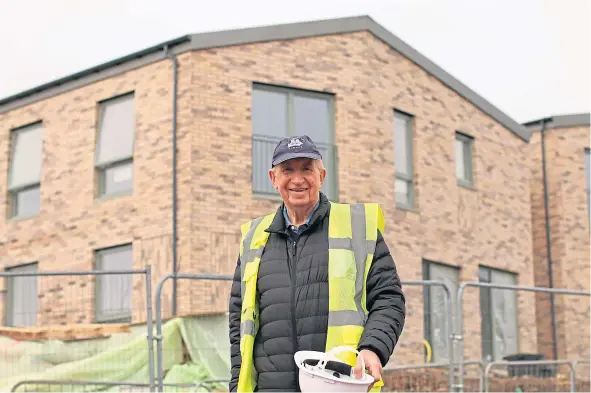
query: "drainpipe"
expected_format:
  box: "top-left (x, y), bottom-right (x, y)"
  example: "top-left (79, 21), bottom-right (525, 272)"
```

top-left (165, 45), bottom-right (179, 316)
top-left (540, 117), bottom-right (558, 360)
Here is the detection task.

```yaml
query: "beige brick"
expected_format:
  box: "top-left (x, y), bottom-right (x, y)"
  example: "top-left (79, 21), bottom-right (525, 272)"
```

top-left (0, 30), bottom-right (587, 367)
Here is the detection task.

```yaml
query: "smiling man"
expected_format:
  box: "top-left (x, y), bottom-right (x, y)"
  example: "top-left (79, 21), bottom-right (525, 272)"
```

top-left (228, 135), bottom-right (406, 392)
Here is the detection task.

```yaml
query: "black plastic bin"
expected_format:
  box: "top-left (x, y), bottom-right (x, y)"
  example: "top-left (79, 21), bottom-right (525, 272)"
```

top-left (502, 353), bottom-right (556, 378)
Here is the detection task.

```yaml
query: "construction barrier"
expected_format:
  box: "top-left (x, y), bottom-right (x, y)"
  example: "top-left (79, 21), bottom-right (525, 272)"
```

top-left (453, 282), bottom-right (591, 392)
top-left (0, 267), bottom-right (155, 392)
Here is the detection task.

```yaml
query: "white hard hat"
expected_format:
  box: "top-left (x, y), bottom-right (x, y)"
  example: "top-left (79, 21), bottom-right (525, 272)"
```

top-left (294, 346), bottom-right (374, 393)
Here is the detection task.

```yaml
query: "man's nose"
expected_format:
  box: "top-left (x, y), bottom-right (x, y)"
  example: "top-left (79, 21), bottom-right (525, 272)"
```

top-left (291, 171), bottom-right (305, 183)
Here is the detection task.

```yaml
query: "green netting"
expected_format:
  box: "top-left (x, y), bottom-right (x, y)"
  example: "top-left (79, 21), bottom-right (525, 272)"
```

top-left (0, 315), bottom-right (231, 392)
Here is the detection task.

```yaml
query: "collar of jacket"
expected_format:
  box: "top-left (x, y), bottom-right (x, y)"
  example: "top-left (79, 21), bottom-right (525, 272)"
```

top-left (265, 192), bottom-right (331, 234)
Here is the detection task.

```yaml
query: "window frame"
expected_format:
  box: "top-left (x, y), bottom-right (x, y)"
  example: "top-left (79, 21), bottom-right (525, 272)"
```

top-left (393, 109), bottom-right (415, 208)
top-left (455, 131), bottom-right (474, 187)
top-left (251, 83), bottom-right (338, 200)
top-left (5, 262), bottom-right (39, 327)
top-left (94, 244), bottom-right (133, 323)
top-left (479, 265), bottom-right (519, 362)
top-left (422, 259), bottom-right (460, 363)
top-left (95, 92), bottom-right (136, 199)
top-left (7, 122), bottom-right (43, 219)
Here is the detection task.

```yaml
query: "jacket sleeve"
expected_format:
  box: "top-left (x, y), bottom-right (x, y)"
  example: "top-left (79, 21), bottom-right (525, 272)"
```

top-left (357, 230), bottom-right (406, 366)
top-left (228, 256), bottom-right (242, 392)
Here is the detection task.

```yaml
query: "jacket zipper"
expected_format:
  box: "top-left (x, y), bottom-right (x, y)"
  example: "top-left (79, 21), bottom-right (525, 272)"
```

top-left (290, 239), bottom-right (298, 357)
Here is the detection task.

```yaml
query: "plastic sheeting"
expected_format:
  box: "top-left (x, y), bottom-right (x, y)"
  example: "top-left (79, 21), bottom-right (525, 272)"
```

top-left (0, 315), bottom-right (231, 392)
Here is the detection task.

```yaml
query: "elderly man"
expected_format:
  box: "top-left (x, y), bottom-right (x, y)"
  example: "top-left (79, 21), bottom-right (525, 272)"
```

top-left (229, 135), bottom-right (406, 392)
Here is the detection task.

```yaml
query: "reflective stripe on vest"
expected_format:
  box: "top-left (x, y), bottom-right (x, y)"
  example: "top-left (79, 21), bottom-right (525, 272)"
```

top-left (237, 202), bottom-right (385, 392)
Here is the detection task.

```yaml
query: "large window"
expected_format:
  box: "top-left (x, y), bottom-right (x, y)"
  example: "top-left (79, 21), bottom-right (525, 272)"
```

top-left (479, 266), bottom-right (519, 362)
top-left (95, 244), bottom-right (133, 323)
top-left (95, 93), bottom-right (135, 198)
top-left (423, 260), bottom-right (459, 363)
top-left (456, 132), bottom-right (474, 186)
top-left (8, 122), bottom-right (43, 218)
top-left (251, 84), bottom-right (337, 199)
top-left (5, 263), bottom-right (38, 327)
top-left (394, 110), bottom-right (414, 207)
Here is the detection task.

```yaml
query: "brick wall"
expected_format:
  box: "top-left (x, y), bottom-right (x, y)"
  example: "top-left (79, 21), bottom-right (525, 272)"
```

top-left (176, 31), bottom-right (537, 364)
top-left (529, 125), bottom-right (590, 362)
top-left (0, 31), bottom-right (541, 364)
top-left (0, 54), bottom-right (194, 324)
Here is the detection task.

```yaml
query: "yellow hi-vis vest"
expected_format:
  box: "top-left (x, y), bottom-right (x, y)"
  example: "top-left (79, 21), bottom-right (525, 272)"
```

top-left (237, 201), bottom-right (386, 392)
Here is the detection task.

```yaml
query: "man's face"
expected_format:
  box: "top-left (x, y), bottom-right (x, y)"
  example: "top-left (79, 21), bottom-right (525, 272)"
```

top-left (269, 158), bottom-right (326, 209)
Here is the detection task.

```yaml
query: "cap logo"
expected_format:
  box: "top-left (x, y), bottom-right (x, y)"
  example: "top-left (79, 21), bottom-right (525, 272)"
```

top-left (287, 137), bottom-right (303, 149)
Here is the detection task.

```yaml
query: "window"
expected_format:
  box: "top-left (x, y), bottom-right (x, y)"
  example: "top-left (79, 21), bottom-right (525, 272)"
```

top-left (394, 111), bottom-right (414, 207)
top-left (95, 93), bottom-right (135, 197)
top-left (5, 263), bottom-right (38, 327)
top-left (251, 84), bottom-right (337, 199)
top-left (95, 245), bottom-right (133, 323)
top-left (479, 266), bottom-right (519, 362)
top-left (8, 123), bottom-right (43, 218)
top-left (585, 148), bottom-right (590, 225)
top-left (456, 132), bottom-right (473, 186)
top-left (423, 260), bottom-right (459, 363)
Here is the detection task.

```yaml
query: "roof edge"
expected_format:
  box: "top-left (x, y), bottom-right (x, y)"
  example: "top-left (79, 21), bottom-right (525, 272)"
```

top-left (0, 35), bottom-right (192, 107)
top-left (0, 15), bottom-right (531, 142)
top-left (523, 113), bottom-right (591, 129)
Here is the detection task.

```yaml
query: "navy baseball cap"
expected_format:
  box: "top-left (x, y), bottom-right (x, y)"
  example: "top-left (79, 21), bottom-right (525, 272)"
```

top-left (271, 135), bottom-right (323, 167)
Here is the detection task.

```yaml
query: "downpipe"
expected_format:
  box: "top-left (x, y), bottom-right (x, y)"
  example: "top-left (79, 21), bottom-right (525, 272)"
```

top-left (165, 45), bottom-right (179, 316)
top-left (540, 118), bottom-right (558, 360)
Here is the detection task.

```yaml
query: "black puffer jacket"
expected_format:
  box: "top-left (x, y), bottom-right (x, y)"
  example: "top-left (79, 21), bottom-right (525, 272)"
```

top-left (228, 193), bottom-right (406, 392)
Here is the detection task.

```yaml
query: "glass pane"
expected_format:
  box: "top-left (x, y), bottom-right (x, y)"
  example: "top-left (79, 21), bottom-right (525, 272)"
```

top-left (13, 186), bottom-right (41, 218)
top-left (427, 263), bottom-right (459, 363)
top-left (490, 270), bottom-right (518, 360)
top-left (394, 114), bottom-right (410, 175)
top-left (395, 178), bottom-right (410, 206)
top-left (293, 95), bottom-right (331, 143)
top-left (252, 88), bottom-right (288, 138)
top-left (9, 123), bottom-right (43, 189)
top-left (102, 162), bottom-right (133, 196)
top-left (252, 135), bottom-right (279, 195)
top-left (97, 246), bottom-right (132, 321)
top-left (7, 264), bottom-right (38, 327)
top-left (456, 138), bottom-right (466, 180)
top-left (96, 94), bottom-right (135, 165)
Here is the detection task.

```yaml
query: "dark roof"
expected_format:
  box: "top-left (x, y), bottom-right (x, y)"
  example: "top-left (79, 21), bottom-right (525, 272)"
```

top-left (0, 15), bottom-right (531, 141)
top-left (523, 113), bottom-right (591, 130)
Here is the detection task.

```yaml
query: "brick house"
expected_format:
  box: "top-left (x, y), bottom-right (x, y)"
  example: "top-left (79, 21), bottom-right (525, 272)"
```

top-left (524, 114), bottom-right (591, 364)
top-left (0, 15), bottom-right (587, 366)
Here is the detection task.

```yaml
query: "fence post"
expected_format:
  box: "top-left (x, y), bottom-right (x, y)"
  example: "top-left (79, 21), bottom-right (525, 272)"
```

top-left (455, 283), bottom-right (467, 392)
top-left (144, 264), bottom-right (155, 392)
top-left (401, 280), bottom-right (453, 392)
top-left (154, 274), bottom-right (172, 392)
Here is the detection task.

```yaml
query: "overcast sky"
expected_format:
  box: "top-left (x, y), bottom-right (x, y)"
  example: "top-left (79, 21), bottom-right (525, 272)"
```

top-left (0, 0), bottom-right (588, 123)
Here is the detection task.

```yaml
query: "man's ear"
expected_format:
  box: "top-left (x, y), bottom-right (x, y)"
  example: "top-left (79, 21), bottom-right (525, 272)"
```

top-left (320, 167), bottom-right (327, 185)
top-left (268, 168), bottom-right (277, 189)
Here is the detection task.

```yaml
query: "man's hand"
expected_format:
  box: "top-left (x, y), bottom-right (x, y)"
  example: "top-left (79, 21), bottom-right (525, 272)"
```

top-left (353, 349), bottom-right (382, 391)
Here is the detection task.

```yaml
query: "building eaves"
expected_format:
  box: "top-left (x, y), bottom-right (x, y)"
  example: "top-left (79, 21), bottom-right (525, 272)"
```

top-left (0, 35), bottom-right (193, 113)
top-left (523, 113), bottom-right (591, 130)
top-left (0, 15), bottom-right (531, 142)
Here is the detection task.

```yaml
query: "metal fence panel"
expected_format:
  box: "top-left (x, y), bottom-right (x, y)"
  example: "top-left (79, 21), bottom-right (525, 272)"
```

top-left (153, 276), bottom-right (454, 392)
top-left (0, 267), bottom-right (154, 392)
top-left (454, 282), bottom-right (591, 392)
top-left (10, 379), bottom-right (227, 392)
